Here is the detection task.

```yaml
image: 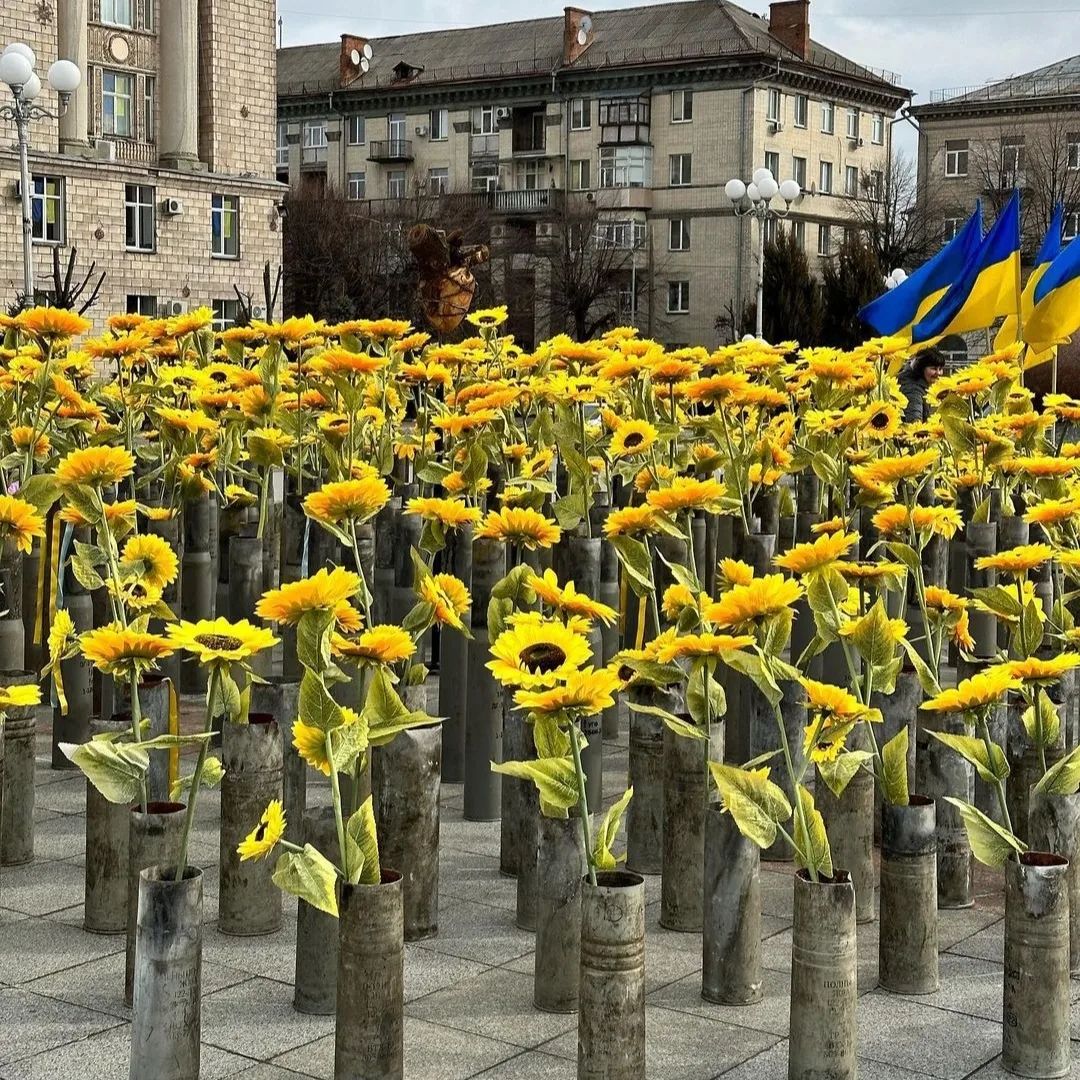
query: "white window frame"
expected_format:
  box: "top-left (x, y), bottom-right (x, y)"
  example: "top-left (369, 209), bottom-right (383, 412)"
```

top-left (942, 217), bottom-right (964, 242)
top-left (598, 145), bottom-right (651, 189)
top-left (102, 70), bottom-right (133, 136)
top-left (124, 183), bottom-right (155, 253)
top-left (945, 140), bottom-right (969, 178)
top-left (1069, 135), bottom-right (1080, 171)
top-left (427, 167), bottom-right (449, 194)
top-left (792, 155), bottom-right (807, 189)
top-left (871, 112), bottom-right (885, 145)
top-left (211, 193), bottom-right (240, 259)
top-left (127, 294), bottom-right (156, 316)
top-left (347, 171), bottom-right (366, 200)
top-left (794, 94), bottom-right (808, 128)
top-left (764, 150), bottom-right (780, 178)
top-left (141, 0), bottom-right (154, 31)
top-left (846, 107), bottom-right (860, 140)
top-left (1001, 136), bottom-right (1024, 178)
top-left (791, 220), bottom-right (806, 249)
top-left (668, 217), bottom-right (690, 251)
top-left (845, 165), bottom-right (859, 197)
top-left (347, 116), bottom-right (365, 145)
top-left (471, 163), bottom-right (499, 192)
top-left (671, 89), bottom-right (693, 123)
top-left (276, 122), bottom-right (289, 169)
top-left (429, 109), bottom-right (448, 141)
top-left (767, 88), bottom-right (782, 123)
top-left (100, 0), bottom-right (134, 27)
top-left (211, 298), bottom-right (238, 331)
top-left (144, 76), bottom-right (155, 142)
top-left (302, 120), bottom-right (327, 163)
top-left (473, 106), bottom-right (497, 135)
top-left (570, 98), bottom-right (590, 131)
top-left (821, 100), bottom-right (835, 134)
top-left (31, 175), bottom-right (64, 245)
top-left (819, 160), bottom-right (833, 194)
top-left (386, 169), bottom-right (407, 198)
top-left (570, 158), bottom-right (591, 190)
top-left (763, 216), bottom-right (777, 245)
top-left (669, 153), bottom-right (691, 187)
top-left (868, 169), bottom-right (884, 202)
top-left (1064, 210), bottom-right (1079, 240)
top-left (818, 223), bottom-right (832, 257)
top-left (667, 280), bottom-right (690, 314)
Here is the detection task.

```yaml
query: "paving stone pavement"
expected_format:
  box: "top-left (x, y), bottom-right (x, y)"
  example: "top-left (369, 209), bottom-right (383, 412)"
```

top-left (2, 701), bottom-right (1078, 1079)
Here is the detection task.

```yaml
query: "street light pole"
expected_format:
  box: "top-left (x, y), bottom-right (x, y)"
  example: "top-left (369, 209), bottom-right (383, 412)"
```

top-left (0, 43), bottom-right (82, 308)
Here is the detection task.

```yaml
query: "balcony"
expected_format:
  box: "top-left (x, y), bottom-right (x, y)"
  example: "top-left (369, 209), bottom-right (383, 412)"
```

top-left (461, 189), bottom-right (564, 216)
top-left (368, 139), bottom-right (414, 162)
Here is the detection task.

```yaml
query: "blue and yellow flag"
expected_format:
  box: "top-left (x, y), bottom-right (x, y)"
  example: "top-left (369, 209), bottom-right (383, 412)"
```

top-left (1024, 221), bottom-right (1080, 353)
top-left (912, 190), bottom-right (1022, 345)
top-left (995, 203), bottom-right (1063, 352)
top-left (858, 204), bottom-right (982, 339)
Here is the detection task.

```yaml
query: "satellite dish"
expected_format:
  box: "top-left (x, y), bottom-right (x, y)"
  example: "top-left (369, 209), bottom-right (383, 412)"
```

top-left (350, 49), bottom-right (360, 65)
top-left (363, 42), bottom-right (373, 60)
top-left (576, 28), bottom-right (587, 45)
top-left (580, 15), bottom-right (592, 31)
top-left (360, 57), bottom-right (370, 73)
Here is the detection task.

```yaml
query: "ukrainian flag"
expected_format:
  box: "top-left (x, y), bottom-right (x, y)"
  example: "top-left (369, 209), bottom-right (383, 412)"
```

top-left (912, 190), bottom-right (1022, 345)
top-left (859, 204), bottom-right (982, 340)
top-left (1024, 219), bottom-right (1080, 353)
top-left (994, 203), bottom-right (1063, 351)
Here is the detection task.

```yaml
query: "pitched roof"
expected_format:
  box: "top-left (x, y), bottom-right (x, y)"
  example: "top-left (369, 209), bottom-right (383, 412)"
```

top-left (278, 0), bottom-right (905, 98)
top-left (919, 53), bottom-right (1080, 111)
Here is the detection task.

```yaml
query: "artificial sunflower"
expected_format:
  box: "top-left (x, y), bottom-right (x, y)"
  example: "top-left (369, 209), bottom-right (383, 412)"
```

top-left (974, 543), bottom-right (1053, 576)
top-left (1002, 654), bottom-right (1080, 684)
top-left (256, 567), bottom-right (362, 624)
top-left (309, 347), bottom-right (390, 377)
top-left (304, 477), bottom-right (391, 526)
top-left (652, 632), bottom-right (754, 662)
top-left (11, 426), bottom-right (49, 459)
top-left (332, 625), bottom-right (416, 665)
top-left (419, 574), bottom-right (471, 630)
top-left (166, 618), bottom-right (279, 667)
top-left (704, 575), bottom-right (803, 628)
top-left (405, 497), bottom-right (483, 529)
top-left (850, 449), bottom-right (938, 489)
top-left (466, 306), bottom-right (509, 329)
top-left (80, 625), bottom-right (174, 676)
top-left (604, 504), bottom-right (661, 538)
top-left (1024, 497), bottom-right (1080, 526)
top-left (477, 507), bottom-right (562, 550)
top-left (527, 568), bottom-right (618, 626)
top-left (0, 495), bottom-right (45, 554)
top-left (0, 682), bottom-right (42, 711)
top-left (55, 446), bottom-right (135, 488)
top-left (717, 559), bottom-right (755, 588)
top-left (609, 420), bottom-right (659, 459)
top-left (514, 667), bottom-right (622, 716)
top-left (862, 402), bottom-right (901, 440)
top-left (120, 533), bottom-right (179, 590)
top-left (662, 583), bottom-right (696, 620)
top-left (774, 531), bottom-right (858, 575)
top-left (15, 306), bottom-right (92, 341)
top-left (488, 618), bottom-right (592, 689)
top-left (921, 667), bottom-right (1019, 713)
top-left (237, 800), bottom-right (286, 861)
top-left (645, 477), bottom-right (727, 514)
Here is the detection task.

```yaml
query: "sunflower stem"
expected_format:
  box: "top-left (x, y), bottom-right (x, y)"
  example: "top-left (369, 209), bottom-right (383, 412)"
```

top-left (977, 710), bottom-right (1014, 836)
top-left (772, 693), bottom-right (817, 884)
top-left (568, 713), bottom-right (596, 887)
top-left (129, 671), bottom-right (148, 814)
top-left (326, 729), bottom-right (351, 881)
top-left (174, 665), bottom-right (222, 883)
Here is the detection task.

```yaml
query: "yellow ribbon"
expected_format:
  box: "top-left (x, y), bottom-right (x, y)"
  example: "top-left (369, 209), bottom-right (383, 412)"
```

top-left (635, 593), bottom-right (648, 651)
top-left (618, 573), bottom-right (628, 636)
top-left (167, 678), bottom-right (180, 790)
top-left (48, 518), bottom-right (61, 633)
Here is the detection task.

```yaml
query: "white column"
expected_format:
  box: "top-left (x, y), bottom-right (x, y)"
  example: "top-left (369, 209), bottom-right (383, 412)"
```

top-left (158, 0), bottom-right (199, 167)
top-left (57, 0), bottom-right (89, 152)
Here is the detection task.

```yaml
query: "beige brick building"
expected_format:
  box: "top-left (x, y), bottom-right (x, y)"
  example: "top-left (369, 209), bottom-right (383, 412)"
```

top-left (278, 0), bottom-right (908, 347)
top-left (0, 0), bottom-right (282, 329)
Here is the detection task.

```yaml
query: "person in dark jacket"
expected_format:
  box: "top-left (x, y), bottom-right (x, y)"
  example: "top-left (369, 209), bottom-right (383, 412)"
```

top-left (897, 349), bottom-right (944, 423)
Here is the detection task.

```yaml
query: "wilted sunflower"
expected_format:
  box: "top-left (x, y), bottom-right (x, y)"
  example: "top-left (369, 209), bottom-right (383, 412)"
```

top-left (55, 446), bottom-right (135, 488)
top-left (332, 625), bottom-right (416, 665)
top-left (774, 531), bottom-right (858, 575)
top-left (645, 477), bottom-right (727, 514)
top-left (609, 419), bottom-right (658, 459)
top-left (0, 495), bottom-right (45, 554)
top-left (419, 574), bottom-right (471, 631)
top-left (166, 617), bottom-right (279, 666)
top-left (921, 667), bottom-right (1019, 712)
top-left (477, 507), bottom-right (562, 549)
top-left (704, 575), bottom-right (802, 628)
top-left (237, 800), bottom-right (286, 861)
top-left (80, 625), bottom-right (174, 676)
top-left (405, 497), bottom-right (482, 529)
top-left (304, 477), bottom-right (391, 526)
top-left (257, 568), bottom-right (362, 624)
top-left (488, 618), bottom-right (592, 689)
top-left (527, 568), bottom-right (618, 626)
top-left (974, 543), bottom-right (1052, 576)
top-left (121, 534), bottom-right (179, 590)
top-left (514, 667), bottom-right (622, 716)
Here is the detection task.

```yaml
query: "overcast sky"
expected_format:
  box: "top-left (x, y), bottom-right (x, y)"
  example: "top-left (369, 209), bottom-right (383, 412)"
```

top-left (277, 0), bottom-right (1080, 158)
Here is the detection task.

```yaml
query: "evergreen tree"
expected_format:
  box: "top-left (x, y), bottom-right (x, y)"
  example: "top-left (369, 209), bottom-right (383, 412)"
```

top-left (761, 225), bottom-right (823, 345)
top-left (821, 232), bottom-right (885, 347)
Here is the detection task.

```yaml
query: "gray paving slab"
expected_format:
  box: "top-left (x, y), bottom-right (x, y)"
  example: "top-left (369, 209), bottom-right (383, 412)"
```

top-left (34, 776), bottom-right (90, 816)
top-left (0, 909), bottom-right (124, 984)
top-left (646, 965), bottom-right (792, 1037)
top-left (967, 1041), bottom-right (1080, 1077)
top-left (0, 858), bottom-right (87, 916)
top-left (404, 941), bottom-right (490, 1003)
top-left (413, 898), bottom-right (534, 967)
top-left (946, 918), bottom-right (1004, 963)
top-left (718, 1042), bottom-right (945, 1079)
top-left (28, 812), bottom-right (86, 861)
top-left (0, 987), bottom-right (122, 1067)
top-left (469, 1049), bottom-right (575, 1078)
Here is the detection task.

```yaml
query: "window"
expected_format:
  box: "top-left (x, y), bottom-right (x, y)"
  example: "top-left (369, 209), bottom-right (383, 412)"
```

top-left (302, 120), bottom-right (327, 163)
top-left (767, 88), bottom-right (782, 123)
top-left (347, 171), bottom-right (366, 199)
top-left (347, 116), bottom-right (365, 145)
top-left (211, 299), bottom-right (238, 331)
top-left (942, 217), bottom-right (964, 242)
top-left (598, 96), bottom-right (650, 143)
top-left (868, 169), bottom-right (884, 201)
top-left (671, 90), bottom-right (693, 123)
top-left (846, 108), bottom-right (860, 140)
top-left (669, 153), bottom-right (691, 186)
top-left (791, 220), bottom-right (806, 249)
top-left (872, 113), bottom-right (885, 145)
top-left (386, 169), bottom-right (406, 198)
top-left (388, 113), bottom-right (406, 154)
top-left (765, 151), bottom-right (780, 178)
top-left (667, 281), bottom-right (690, 314)
top-left (1064, 211), bottom-right (1079, 240)
top-left (31, 175), bottom-right (63, 244)
top-left (570, 98), bottom-right (590, 130)
top-left (141, 0), bottom-right (154, 31)
top-left (211, 194), bottom-right (239, 259)
top-left (597, 219), bottom-right (645, 249)
top-left (570, 158), bottom-right (591, 190)
top-left (1069, 134), bottom-right (1080, 171)
top-left (518, 160), bottom-right (540, 190)
top-left (598, 145), bottom-right (652, 188)
top-left (100, 0), bottom-right (133, 26)
top-left (763, 216), bottom-right (777, 245)
top-left (276, 122), bottom-right (289, 169)
top-left (126, 294), bottom-right (156, 316)
top-left (669, 217), bottom-right (690, 251)
top-left (427, 167), bottom-right (449, 195)
top-left (429, 109), bottom-right (448, 141)
top-left (471, 163), bottom-right (499, 192)
top-left (124, 183), bottom-right (155, 252)
top-left (819, 160), bottom-right (833, 194)
top-left (618, 283), bottom-right (636, 317)
top-left (102, 71), bottom-right (133, 136)
top-left (144, 77), bottom-right (154, 142)
top-left (472, 106), bottom-right (497, 135)
top-left (1001, 135), bottom-right (1024, 178)
top-left (945, 139), bottom-right (968, 177)
top-left (821, 100), bottom-right (835, 134)
top-left (792, 155), bottom-right (807, 189)
top-left (794, 94), bottom-right (808, 128)
top-left (818, 223), bottom-right (832, 256)
top-left (845, 165), bottom-right (859, 196)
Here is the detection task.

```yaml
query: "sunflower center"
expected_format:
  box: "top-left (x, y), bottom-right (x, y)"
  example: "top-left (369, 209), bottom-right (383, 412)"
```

top-left (194, 633), bottom-right (243, 651)
top-left (623, 432), bottom-right (645, 449)
top-left (209, 370), bottom-right (229, 383)
top-left (130, 584), bottom-right (147, 598)
top-left (519, 642), bottom-right (567, 673)
top-left (617, 664), bottom-right (635, 683)
top-left (870, 410), bottom-right (890, 430)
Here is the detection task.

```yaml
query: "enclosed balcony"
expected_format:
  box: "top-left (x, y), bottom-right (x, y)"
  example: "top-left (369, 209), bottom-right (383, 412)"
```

top-left (368, 139), bottom-right (414, 162)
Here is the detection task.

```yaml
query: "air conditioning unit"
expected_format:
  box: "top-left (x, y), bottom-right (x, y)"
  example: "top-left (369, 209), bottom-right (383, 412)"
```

top-left (251, 305), bottom-right (266, 319)
top-left (853, 137), bottom-right (864, 148)
top-left (769, 120), bottom-right (783, 133)
top-left (415, 124), bottom-right (428, 137)
top-left (162, 299), bottom-right (187, 317)
top-left (95, 139), bottom-right (117, 161)
top-left (163, 197), bottom-right (184, 216)
top-left (11, 179), bottom-right (22, 199)
top-left (495, 106), bottom-right (511, 120)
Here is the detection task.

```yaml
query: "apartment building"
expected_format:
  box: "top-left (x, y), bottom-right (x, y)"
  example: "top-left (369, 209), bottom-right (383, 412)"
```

top-left (0, 0), bottom-right (282, 328)
top-left (278, 0), bottom-right (908, 347)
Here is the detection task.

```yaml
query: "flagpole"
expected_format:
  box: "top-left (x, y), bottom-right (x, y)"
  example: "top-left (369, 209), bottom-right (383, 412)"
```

top-left (1013, 187), bottom-right (1024, 386)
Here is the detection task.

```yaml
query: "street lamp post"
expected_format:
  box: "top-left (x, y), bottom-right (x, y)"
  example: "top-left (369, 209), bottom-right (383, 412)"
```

top-left (0, 43), bottom-right (81, 309)
top-left (725, 169), bottom-right (802, 339)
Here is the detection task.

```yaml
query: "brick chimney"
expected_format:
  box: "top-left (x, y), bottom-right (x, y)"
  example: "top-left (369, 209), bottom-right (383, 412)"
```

top-left (563, 8), bottom-right (595, 65)
top-left (339, 34), bottom-right (371, 86)
top-left (769, 1), bottom-right (810, 60)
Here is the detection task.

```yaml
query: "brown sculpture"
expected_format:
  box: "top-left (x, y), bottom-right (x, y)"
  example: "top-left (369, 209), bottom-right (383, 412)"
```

top-left (408, 224), bottom-right (490, 334)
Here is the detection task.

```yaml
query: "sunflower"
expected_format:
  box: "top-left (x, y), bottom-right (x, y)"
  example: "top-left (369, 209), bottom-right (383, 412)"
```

top-left (466, 306), bottom-right (509, 329)
top-left (405, 497), bottom-right (482, 529)
top-left (850, 449), bottom-right (938, 489)
top-left (718, 559), bottom-right (755, 588)
top-left (1024, 497), bottom-right (1080, 526)
top-left (1004, 456), bottom-right (1077, 478)
top-left (910, 506), bottom-right (963, 540)
top-left (166, 618), bottom-right (279, 666)
top-left (921, 667), bottom-right (1019, 712)
top-left (604, 504), bottom-right (661, 538)
top-left (292, 718), bottom-right (334, 775)
top-left (514, 667), bottom-right (622, 716)
top-left (609, 420), bottom-right (659, 459)
top-left (703, 575), bottom-right (803, 628)
top-left (800, 677), bottom-right (869, 719)
top-left (477, 507), bottom-right (562, 549)
top-left (237, 800), bottom-right (286, 861)
top-left (108, 579), bottom-right (164, 612)
top-left (121, 534), bottom-right (179, 590)
top-left (488, 618), bottom-right (593, 689)
top-left (835, 560), bottom-right (906, 581)
top-left (774, 531), bottom-right (858, 575)
top-left (11, 426), bottom-right (49, 459)
top-left (309, 347), bottom-right (390, 377)
top-left (525, 568), bottom-right (617, 627)
top-left (0, 495), bottom-right (45, 554)
top-left (419, 574), bottom-right (471, 630)
top-left (331, 625), bottom-right (416, 664)
top-left (80, 625), bottom-right (174, 676)
top-left (925, 586), bottom-right (967, 612)
top-left (304, 477), bottom-right (391, 526)
top-left (662, 583), bottom-right (696, 620)
top-left (55, 446), bottom-right (135, 488)
top-left (0, 682), bottom-right (42, 711)
top-left (653, 632), bottom-right (754, 662)
top-left (811, 516), bottom-right (848, 536)
top-left (15, 306), bottom-right (92, 341)
top-left (1003, 654), bottom-right (1080, 684)
top-left (645, 477), bottom-right (727, 514)
top-left (952, 609), bottom-right (976, 651)
top-left (974, 543), bottom-right (1052, 576)
top-left (862, 402), bottom-right (901, 440)
top-left (256, 568), bottom-right (362, 624)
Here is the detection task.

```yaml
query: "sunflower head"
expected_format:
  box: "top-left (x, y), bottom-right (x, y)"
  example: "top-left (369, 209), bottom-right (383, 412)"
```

top-left (332, 625), bottom-right (416, 666)
top-left (121, 534), bottom-right (179, 591)
top-left (56, 446), bottom-right (135, 489)
top-left (477, 507), bottom-right (562, 550)
top-left (166, 617), bottom-right (279, 668)
top-left (419, 573), bottom-right (471, 631)
top-left (80, 625), bottom-right (175, 677)
top-left (256, 568), bottom-right (362, 625)
top-left (237, 800), bottom-right (286, 861)
top-left (304, 477), bottom-right (391, 526)
top-left (488, 618), bottom-right (592, 689)
top-left (0, 495), bottom-right (46, 555)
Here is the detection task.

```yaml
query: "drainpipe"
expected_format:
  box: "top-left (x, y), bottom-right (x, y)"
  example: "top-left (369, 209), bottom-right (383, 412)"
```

top-left (734, 82), bottom-right (756, 334)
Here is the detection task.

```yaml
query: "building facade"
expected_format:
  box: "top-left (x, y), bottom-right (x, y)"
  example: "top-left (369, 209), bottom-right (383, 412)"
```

top-left (277, 0), bottom-right (908, 347)
top-left (0, 0), bottom-right (282, 328)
